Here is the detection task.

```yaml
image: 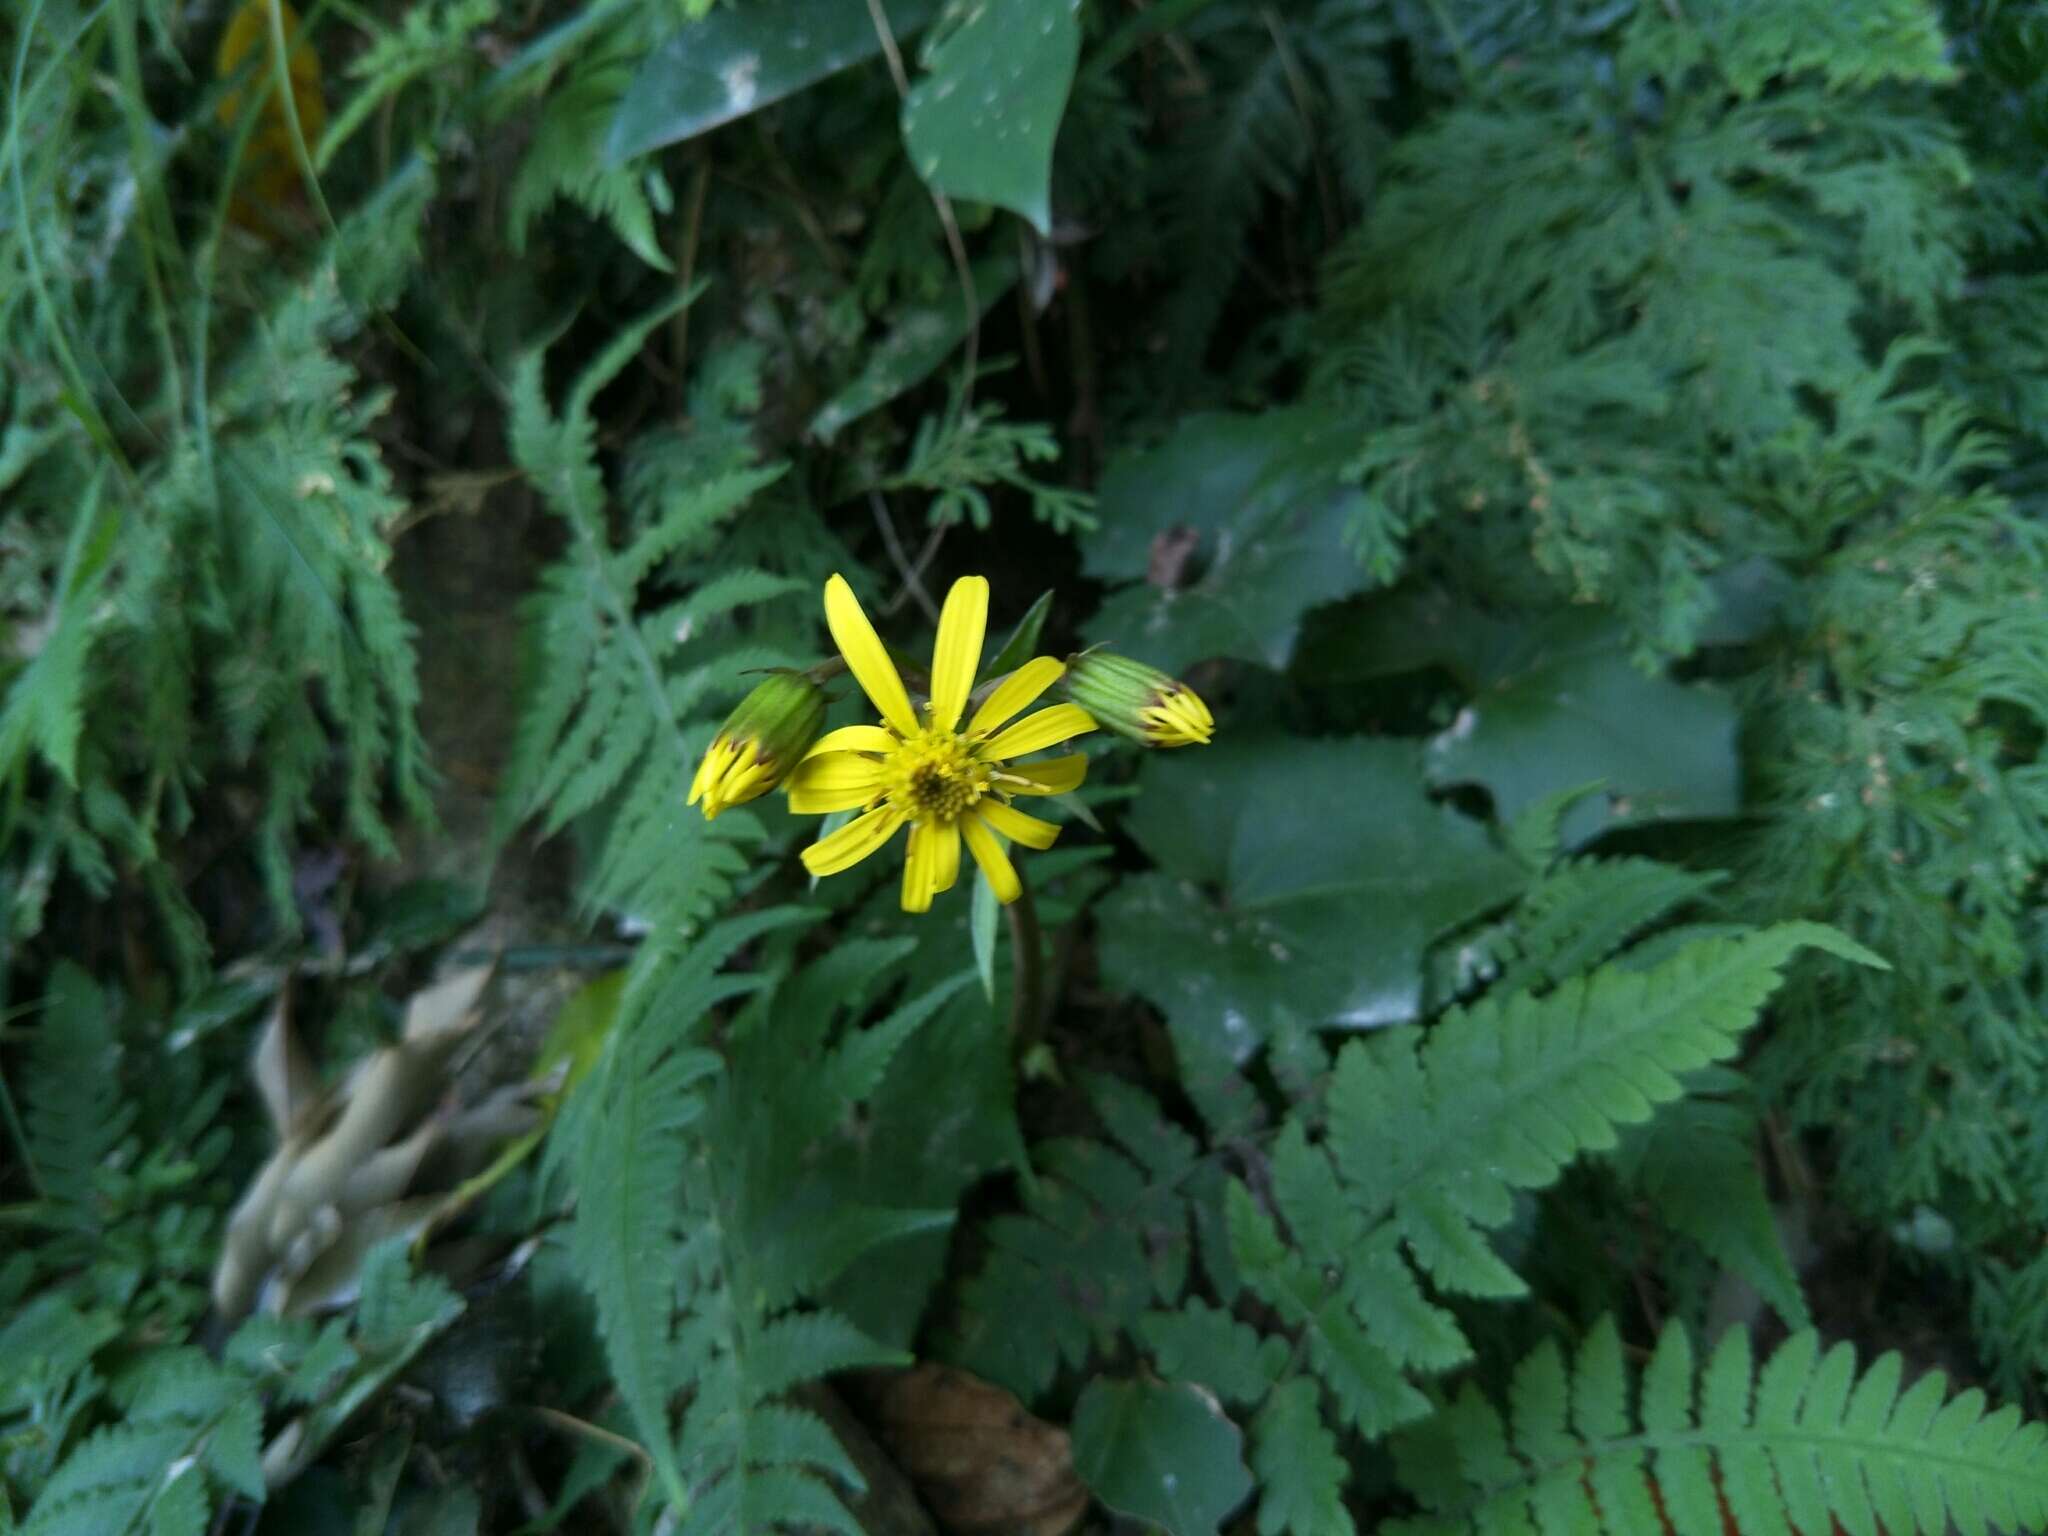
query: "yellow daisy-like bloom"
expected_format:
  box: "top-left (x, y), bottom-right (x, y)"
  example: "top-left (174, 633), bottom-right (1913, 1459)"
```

top-left (788, 574), bottom-right (1097, 913)
top-left (1140, 684), bottom-right (1214, 747)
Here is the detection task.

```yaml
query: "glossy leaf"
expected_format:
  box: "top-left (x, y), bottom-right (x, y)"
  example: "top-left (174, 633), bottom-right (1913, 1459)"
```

top-left (1303, 591), bottom-right (1741, 847)
top-left (607, 0), bottom-right (940, 163)
top-left (1081, 409), bottom-right (1367, 673)
top-left (900, 0), bottom-right (1081, 234)
top-left (1103, 738), bottom-right (1523, 1039)
top-left (1424, 609), bottom-right (1740, 848)
top-left (1072, 1378), bottom-right (1254, 1536)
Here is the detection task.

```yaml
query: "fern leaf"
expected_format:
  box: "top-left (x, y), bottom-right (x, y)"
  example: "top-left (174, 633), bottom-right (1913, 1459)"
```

top-left (1615, 1084), bottom-right (1810, 1328)
top-left (21, 1352), bottom-right (249, 1536)
top-left (567, 1013), bottom-right (722, 1511)
top-left (1328, 924), bottom-right (1877, 1302)
top-left (1251, 1377), bottom-right (1355, 1536)
top-left (952, 1074), bottom-right (1229, 1400)
top-left (24, 963), bottom-right (133, 1228)
top-left (507, 55), bottom-right (672, 270)
top-left (0, 490), bottom-right (116, 787)
top-left (1388, 1316), bottom-right (2048, 1536)
top-left (742, 1313), bottom-right (901, 1402)
top-left (1138, 1300), bottom-right (1285, 1408)
top-left (500, 313), bottom-right (792, 931)
top-left (1494, 857), bottom-right (1726, 996)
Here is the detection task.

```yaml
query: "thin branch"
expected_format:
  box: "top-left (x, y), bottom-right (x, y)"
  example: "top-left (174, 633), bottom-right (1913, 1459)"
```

top-left (870, 490), bottom-right (941, 623)
top-left (862, 0), bottom-right (981, 417)
top-left (670, 154), bottom-right (713, 412)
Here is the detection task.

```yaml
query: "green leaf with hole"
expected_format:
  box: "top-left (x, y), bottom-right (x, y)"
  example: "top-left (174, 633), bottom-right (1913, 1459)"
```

top-left (1072, 1377), bottom-right (1254, 1536)
top-left (900, 0), bottom-right (1081, 235)
top-left (1080, 410), bottom-right (1367, 674)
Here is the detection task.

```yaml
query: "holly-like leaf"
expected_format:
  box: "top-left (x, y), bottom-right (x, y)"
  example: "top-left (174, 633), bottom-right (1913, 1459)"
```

top-left (1080, 410), bottom-right (1368, 674)
top-left (1303, 591), bottom-right (1740, 847)
top-left (1426, 609), bottom-right (1740, 847)
top-left (1072, 1378), bottom-right (1254, 1536)
top-left (1102, 739), bottom-right (1523, 1049)
top-left (900, 0), bottom-right (1080, 234)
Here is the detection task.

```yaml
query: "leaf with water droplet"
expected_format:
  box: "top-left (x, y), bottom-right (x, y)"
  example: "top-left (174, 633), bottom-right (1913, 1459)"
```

top-left (900, 0), bottom-right (1079, 234)
top-left (1072, 1378), bottom-right (1252, 1536)
top-left (608, 0), bottom-right (940, 163)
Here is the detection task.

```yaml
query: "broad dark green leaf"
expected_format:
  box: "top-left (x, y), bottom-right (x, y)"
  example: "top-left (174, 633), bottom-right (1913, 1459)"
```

top-left (1081, 410), bottom-right (1367, 673)
top-left (901, 0), bottom-right (1081, 234)
top-left (1302, 592), bottom-right (1741, 847)
top-left (607, 0), bottom-right (940, 164)
top-left (1072, 1378), bottom-right (1254, 1536)
top-left (1424, 610), bottom-right (1740, 848)
top-left (1104, 738), bottom-right (1523, 1042)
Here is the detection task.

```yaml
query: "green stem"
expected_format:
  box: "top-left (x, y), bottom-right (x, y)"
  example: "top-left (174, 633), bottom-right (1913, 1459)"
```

top-left (1006, 864), bottom-right (1043, 1046)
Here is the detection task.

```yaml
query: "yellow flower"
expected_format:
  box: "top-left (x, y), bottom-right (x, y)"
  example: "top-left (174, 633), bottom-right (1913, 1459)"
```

top-left (687, 672), bottom-right (828, 821)
top-left (1062, 650), bottom-right (1215, 748)
top-left (787, 574), bottom-right (1097, 912)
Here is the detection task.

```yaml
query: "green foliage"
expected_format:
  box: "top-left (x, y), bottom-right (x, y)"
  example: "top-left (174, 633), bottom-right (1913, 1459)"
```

top-left (1070, 1377), bottom-right (1253, 1536)
top-left (13, 0), bottom-right (2048, 1528)
top-left (901, 0), bottom-right (1079, 236)
top-left (1389, 1317), bottom-right (2048, 1536)
top-left (17, 1348), bottom-right (264, 1536)
top-left (498, 308), bottom-right (793, 935)
top-left (551, 906), bottom-right (996, 1528)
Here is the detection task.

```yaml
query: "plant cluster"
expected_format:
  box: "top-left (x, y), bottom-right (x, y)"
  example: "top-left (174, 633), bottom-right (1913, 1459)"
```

top-left (8, 0), bottom-right (2048, 1531)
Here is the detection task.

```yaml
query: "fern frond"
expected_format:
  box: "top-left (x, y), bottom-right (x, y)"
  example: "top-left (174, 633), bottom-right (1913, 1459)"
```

top-left (24, 962), bottom-right (132, 1229)
top-left (19, 1350), bottom-right (261, 1536)
top-left (1214, 924), bottom-right (1872, 1442)
top-left (0, 488), bottom-right (116, 788)
top-left (1388, 1317), bottom-right (2048, 1536)
top-left (500, 306), bottom-right (793, 933)
top-left (507, 53), bottom-right (672, 271)
top-left (1493, 857), bottom-right (1726, 996)
top-left (952, 1072), bottom-right (1231, 1400)
top-left (1328, 923), bottom-right (1875, 1301)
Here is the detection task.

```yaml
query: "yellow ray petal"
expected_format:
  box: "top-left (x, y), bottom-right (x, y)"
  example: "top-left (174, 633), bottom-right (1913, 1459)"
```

top-left (786, 752), bottom-right (888, 813)
top-left (803, 724), bottom-right (898, 759)
top-left (688, 736), bottom-right (736, 805)
top-left (902, 819), bottom-right (942, 913)
top-left (801, 803), bottom-right (906, 878)
top-left (824, 574), bottom-right (917, 736)
top-left (931, 817), bottom-right (962, 895)
top-left (998, 754), bottom-right (1088, 796)
top-left (968, 655), bottom-right (1065, 737)
top-left (928, 575), bottom-right (989, 733)
top-left (983, 703), bottom-right (1098, 762)
top-left (975, 800), bottom-right (1061, 850)
top-left (961, 814), bottom-right (1021, 904)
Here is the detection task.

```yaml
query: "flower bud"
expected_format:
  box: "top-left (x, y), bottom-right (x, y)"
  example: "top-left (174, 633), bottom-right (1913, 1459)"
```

top-left (687, 672), bottom-right (828, 820)
top-left (1060, 650), bottom-right (1214, 748)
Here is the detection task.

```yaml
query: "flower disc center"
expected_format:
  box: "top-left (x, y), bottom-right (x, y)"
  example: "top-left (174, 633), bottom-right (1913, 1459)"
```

top-left (890, 730), bottom-right (987, 822)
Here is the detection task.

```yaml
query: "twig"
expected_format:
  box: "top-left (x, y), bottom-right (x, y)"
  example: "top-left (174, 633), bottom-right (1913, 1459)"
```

top-left (863, 0), bottom-right (981, 418)
top-left (669, 154), bottom-right (712, 412)
top-left (882, 523), bottom-right (951, 618)
top-left (870, 490), bottom-right (941, 623)
top-left (525, 1404), bottom-right (654, 1469)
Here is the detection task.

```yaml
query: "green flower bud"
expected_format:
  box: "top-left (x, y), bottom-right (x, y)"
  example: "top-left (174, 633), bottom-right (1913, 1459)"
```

top-left (687, 672), bottom-right (828, 820)
top-left (1060, 650), bottom-right (1214, 748)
